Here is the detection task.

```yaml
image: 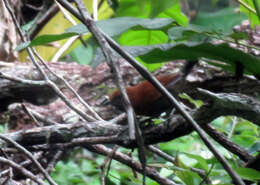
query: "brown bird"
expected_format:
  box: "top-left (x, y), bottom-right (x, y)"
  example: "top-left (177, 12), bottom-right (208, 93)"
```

top-left (109, 61), bottom-right (197, 117)
top-left (109, 74), bottom-right (182, 116)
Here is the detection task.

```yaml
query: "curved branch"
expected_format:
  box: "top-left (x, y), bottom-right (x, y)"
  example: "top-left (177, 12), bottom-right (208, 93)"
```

top-left (1, 90), bottom-right (257, 163)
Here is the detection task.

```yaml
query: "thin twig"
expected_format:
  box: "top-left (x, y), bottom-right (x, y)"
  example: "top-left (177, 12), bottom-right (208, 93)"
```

top-left (235, 0), bottom-right (256, 14)
top-left (46, 151), bottom-right (63, 173)
top-left (0, 157), bottom-right (47, 185)
top-left (0, 152), bottom-right (43, 178)
top-left (29, 109), bottom-right (60, 125)
top-left (0, 134), bottom-right (57, 185)
top-left (22, 104), bottom-right (42, 127)
top-left (147, 146), bottom-right (175, 163)
top-left (32, 48), bottom-right (103, 121)
top-left (103, 145), bottom-right (119, 179)
top-left (0, 72), bottom-right (47, 85)
top-left (100, 146), bottom-right (118, 185)
top-left (228, 117), bottom-right (237, 139)
top-left (127, 151), bottom-right (138, 178)
top-left (199, 163), bottom-right (215, 185)
top-left (51, 35), bottom-right (79, 62)
top-left (30, 4), bottom-right (59, 39)
top-left (29, 135), bottom-right (120, 151)
top-left (92, 0), bottom-right (98, 20)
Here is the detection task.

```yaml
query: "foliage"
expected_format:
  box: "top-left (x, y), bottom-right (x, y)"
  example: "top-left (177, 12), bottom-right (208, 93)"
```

top-left (17, 0), bottom-right (260, 184)
top-left (240, 0), bottom-right (260, 27)
top-left (21, 0), bottom-right (114, 62)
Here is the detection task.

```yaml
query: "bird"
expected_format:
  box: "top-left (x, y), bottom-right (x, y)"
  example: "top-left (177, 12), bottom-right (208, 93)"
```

top-left (109, 61), bottom-right (197, 117)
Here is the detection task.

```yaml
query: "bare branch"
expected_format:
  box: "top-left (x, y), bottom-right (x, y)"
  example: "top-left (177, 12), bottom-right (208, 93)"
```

top-left (0, 134), bottom-right (57, 185)
top-left (0, 157), bottom-right (46, 185)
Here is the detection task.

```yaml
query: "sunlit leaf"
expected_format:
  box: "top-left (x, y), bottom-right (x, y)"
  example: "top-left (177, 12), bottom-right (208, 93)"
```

top-left (240, 0), bottom-right (260, 27)
top-left (158, 0), bottom-right (188, 26)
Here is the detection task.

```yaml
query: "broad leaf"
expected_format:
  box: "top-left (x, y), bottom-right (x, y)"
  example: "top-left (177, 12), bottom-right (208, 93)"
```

top-left (183, 153), bottom-right (209, 171)
top-left (92, 42), bottom-right (260, 75)
top-left (192, 7), bottom-right (247, 34)
top-left (236, 167), bottom-right (260, 181)
top-left (16, 17), bottom-right (175, 51)
top-left (158, 0), bottom-right (188, 26)
top-left (168, 24), bottom-right (214, 40)
top-left (138, 42), bottom-right (260, 75)
top-left (176, 170), bottom-right (202, 185)
top-left (16, 33), bottom-right (76, 51)
top-left (248, 142), bottom-right (260, 154)
top-left (150, 0), bottom-right (178, 18)
top-left (168, 24), bottom-right (248, 41)
top-left (119, 30), bottom-right (168, 46)
top-left (66, 17), bottom-right (175, 35)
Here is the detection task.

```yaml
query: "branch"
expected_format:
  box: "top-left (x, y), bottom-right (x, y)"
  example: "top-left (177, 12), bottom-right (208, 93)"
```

top-left (1, 90), bottom-right (257, 163)
top-left (0, 134), bottom-right (57, 185)
top-left (86, 144), bottom-right (177, 185)
top-left (52, 1), bottom-right (246, 184)
top-left (0, 157), bottom-right (46, 185)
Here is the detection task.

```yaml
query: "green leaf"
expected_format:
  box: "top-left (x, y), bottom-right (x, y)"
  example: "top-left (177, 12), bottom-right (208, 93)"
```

top-left (114, 0), bottom-right (187, 26)
top-left (192, 7), bottom-right (247, 34)
top-left (30, 33), bottom-right (77, 45)
top-left (231, 135), bottom-right (257, 148)
top-left (115, 0), bottom-right (150, 17)
top-left (235, 119), bottom-right (259, 136)
top-left (179, 93), bottom-right (203, 108)
top-left (168, 24), bottom-right (214, 40)
top-left (240, 0), bottom-right (260, 27)
top-left (229, 32), bottom-right (249, 40)
top-left (158, 0), bottom-right (188, 26)
top-left (92, 41), bottom-right (260, 76)
top-left (16, 33), bottom-right (76, 51)
top-left (138, 42), bottom-right (260, 75)
top-left (138, 58), bottom-right (163, 71)
top-left (183, 153), bottom-right (209, 171)
top-left (160, 136), bottom-right (197, 153)
top-left (17, 17), bottom-right (175, 51)
top-left (91, 45), bottom-right (154, 67)
top-left (248, 142), bottom-right (260, 154)
top-left (52, 161), bottom-right (88, 185)
top-left (149, 0), bottom-right (177, 18)
top-left (176, 170), bottom-right (202, 185)
top-left (15, 41), bottom-right (30, 51)
top-left (236, 167), bottom-right (260, 181)
top-left (119, 30), bottom-right (168, 46)
top-left (67, 17), bottom-right (175, 35)
top-left (21, 20), bottom-right (35, 32)
top-left (70, 38), bottom-right (98, 65)
top-left (168, 24), bottom-right (248, 42)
